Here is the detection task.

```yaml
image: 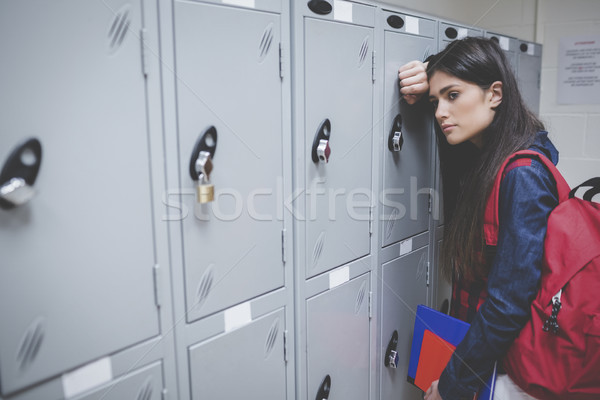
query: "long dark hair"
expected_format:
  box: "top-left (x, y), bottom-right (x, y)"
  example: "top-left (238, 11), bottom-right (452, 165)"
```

top-left (427, 37), bottom-right (545, 281)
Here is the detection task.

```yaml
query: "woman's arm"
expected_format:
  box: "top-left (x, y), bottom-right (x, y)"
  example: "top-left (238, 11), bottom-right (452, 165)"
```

top-left (398, 60), bottom-right (429, 104)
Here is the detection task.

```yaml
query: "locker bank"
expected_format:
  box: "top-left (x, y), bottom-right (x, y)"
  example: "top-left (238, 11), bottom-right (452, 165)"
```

top-left (0, 1), bottom-right (543, 399)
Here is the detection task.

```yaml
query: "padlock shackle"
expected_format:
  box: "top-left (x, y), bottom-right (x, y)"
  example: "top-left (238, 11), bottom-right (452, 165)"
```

top-left (189, 126), bottom-right (217, 181)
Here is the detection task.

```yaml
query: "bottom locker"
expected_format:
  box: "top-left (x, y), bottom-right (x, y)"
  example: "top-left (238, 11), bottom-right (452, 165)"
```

top-left (434, 237), bottom-right (452, 314)
top-left (188, 308), bottom-right (287, 399)
top-left (306, 273), bottom-right (370, 400)
top-left (380, 246), bottom-right (428, 400)
top-left (74, 362), bottom-right (163, 400)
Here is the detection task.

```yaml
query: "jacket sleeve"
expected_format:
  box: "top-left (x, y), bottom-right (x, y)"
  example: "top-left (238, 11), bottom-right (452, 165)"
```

top-left (437, 159), bottom-right (559, 400)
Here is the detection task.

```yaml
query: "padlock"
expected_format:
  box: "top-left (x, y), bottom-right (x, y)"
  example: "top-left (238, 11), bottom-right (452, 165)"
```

top-left (388, 350), bottom-right (399, 368)
top-left (0, 177), bottom-right (36, 207)
top-left (195, 150), bottom-right (215, 204)
top-left (392, 131), bottom-right (403, 152)
top-left (196, 175), bottom-right (215, 204)
top-left (316, 139), bottom-right (331, 163)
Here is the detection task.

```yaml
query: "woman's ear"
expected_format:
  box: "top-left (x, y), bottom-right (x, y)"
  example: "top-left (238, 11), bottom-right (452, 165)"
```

top-left (488, 81), bottom-right (503, 109)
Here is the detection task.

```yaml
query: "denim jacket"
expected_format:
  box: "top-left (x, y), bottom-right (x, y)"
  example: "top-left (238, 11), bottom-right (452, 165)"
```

top-left (438, 131), bottom-right (560, 400)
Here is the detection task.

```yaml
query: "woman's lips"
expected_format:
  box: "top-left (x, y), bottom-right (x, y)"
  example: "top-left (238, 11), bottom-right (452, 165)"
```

top-left (441, 124), bottom-right (456, 133)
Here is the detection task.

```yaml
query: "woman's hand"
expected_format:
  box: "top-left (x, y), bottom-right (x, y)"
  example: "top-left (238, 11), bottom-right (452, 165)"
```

top-left (398, 60), bottom-right (429, 105)
top-left (424, 380), bottom-right (443, 400)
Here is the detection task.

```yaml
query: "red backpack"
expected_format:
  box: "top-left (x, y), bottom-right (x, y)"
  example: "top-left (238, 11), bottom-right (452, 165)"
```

top-left (484, 150), bottom-right (600, 400)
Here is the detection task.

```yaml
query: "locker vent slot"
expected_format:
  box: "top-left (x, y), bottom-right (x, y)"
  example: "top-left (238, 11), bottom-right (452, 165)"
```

top-left (355, 281), bottom-right (367, 314)
top-left (107, 4), bottom-right (132, 54)
top-left (312, 231), bottom-right (326, 266)
top-left (385, 208), bottom-right (400, 240)
top-left (358, 36), bottom-right (370, 67)
top-left (196, 265), bottom-right (215, 307)
top-left (264, 318), bottom-right (280, 359)
top-left (16, 318), bottom-right (45, 370)
top-left (258, 23), bottom-right (275, 62)
top-left (136, 377), bottom-right (154, 400)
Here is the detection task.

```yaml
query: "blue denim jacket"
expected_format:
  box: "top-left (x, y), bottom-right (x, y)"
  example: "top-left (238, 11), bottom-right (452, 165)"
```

top-left (438, 131), bottom-right (560, 400)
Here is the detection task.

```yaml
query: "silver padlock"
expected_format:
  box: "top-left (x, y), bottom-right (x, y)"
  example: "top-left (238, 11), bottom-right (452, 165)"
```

top-left (0, 177), bottom-right (36, 207)
top-left (392, 131), bottom-right (403, 152)
top-left (388, 349), bottom-right (399, 368)
top-left (316, 139), bottom-right (331, 163)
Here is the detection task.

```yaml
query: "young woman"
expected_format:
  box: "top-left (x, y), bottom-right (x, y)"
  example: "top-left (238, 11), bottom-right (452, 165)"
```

top-left (398, 37), bottom-right (558, 400)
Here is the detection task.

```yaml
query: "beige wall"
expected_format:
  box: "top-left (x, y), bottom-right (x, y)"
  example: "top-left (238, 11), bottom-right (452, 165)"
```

top-left (536, 0), bottom-right (600, 186)
top-left (381, 0), bottom-right (600, 186)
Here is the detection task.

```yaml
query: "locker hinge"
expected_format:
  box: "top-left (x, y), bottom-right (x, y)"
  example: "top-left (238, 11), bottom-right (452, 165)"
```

top-left (153, 264), bottom-right (161, 308)
top-left (368, 291), bottom-right (373, 319)
top-left (140, 28), bottom-right (149, 77)
top-left (428, 192), bottom-right (432, 214)
top-left (279, 43), bottom-right (284, 79)
top-left (426, 262), bottom-right (430, 286)
top-left (161, 388), bottom-right (168, 400)
top-left (368, 206), bottom-right (373, 235)
top-left (283, 329), bottom-right (288, 363)
top-left (281, 228), bottom-right (287, 263)
top-left (371, 50), bottom-right (376, 83)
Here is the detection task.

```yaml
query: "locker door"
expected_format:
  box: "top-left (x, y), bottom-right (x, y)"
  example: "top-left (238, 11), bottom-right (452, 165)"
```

top-left (0, 1), bottom-right (159, 395)
top-left (382, 13), bottom-right (435, 247)
top-left (173, 2), bottom-right (285, 322)
top-left (304, 18), bottom-right (374, 278)
top-left (433, 237), bottom-right (452, 314)
top-left (439, 22), bottom-right (482, 50)
top-left (380, 247), bottom-right (428, 400)
top-left (486, 32), bottom-right (518, 74)
top-left (188, 309), bottom-right (287, 399)
top-left (517, 42), bottom-right (542, 115)
top-left (306, 274), bottom-right (371, 400)
top-left (74, 363), bottom-right (163, 400)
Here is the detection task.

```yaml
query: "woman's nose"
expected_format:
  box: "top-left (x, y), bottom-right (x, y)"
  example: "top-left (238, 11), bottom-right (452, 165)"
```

top-left (435, 102), bottom-right (448, 120)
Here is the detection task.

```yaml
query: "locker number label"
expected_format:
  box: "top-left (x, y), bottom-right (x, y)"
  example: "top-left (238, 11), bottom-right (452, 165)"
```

top-left (225, 302), bottom-right (253, 332)
top-left (334, 0), bottom-right (353, 23)
top-left (62, 357), bottom-right (113, 398)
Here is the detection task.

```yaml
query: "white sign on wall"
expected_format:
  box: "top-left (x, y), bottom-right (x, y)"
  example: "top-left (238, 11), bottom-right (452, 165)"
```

top-left (557, 35), bottom-right (600, 104)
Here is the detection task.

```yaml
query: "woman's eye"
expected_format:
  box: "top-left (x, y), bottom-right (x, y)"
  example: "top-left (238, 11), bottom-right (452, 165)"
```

top-left (448, 92), bottom-right (459, 100)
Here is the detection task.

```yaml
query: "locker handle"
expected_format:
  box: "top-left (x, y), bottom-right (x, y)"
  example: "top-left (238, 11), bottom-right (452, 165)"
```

top-left (311, 118), bottom-right (331, 163)
top-left (387, 15), bottom-right (405, 29)
top-left (445, 27), bottom-right (458, 40)
top-left (315, 374), bottom-right (332, 400)
top-left (388, 114), bottom-right (404, 152)
top-left (384, 330), bottom-right (399, 368)
top-left (189, 126), bottom-right (217, 181)
top-left (0, 138), bottom-right (42, 210)
top-left (307, 0), bottom-right (332, 15)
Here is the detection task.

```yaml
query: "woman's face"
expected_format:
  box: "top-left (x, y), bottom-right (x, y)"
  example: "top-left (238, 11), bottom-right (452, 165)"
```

top-left (428, 70), bottom-right (501, 148)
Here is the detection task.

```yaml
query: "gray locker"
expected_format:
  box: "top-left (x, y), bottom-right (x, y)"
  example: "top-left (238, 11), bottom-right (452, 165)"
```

top-left (188, 308), bottom-right (287, 399)
top-left (433, 235), bottom-right (452, 314)
top-left (381, 11), bottom-right (435, 247)
top-left (0, 0), bottom-right (160, 395)
top-left (380, 247), bottom-right (429, 400)
top-left (517, 41), bottom-right (542, 115)
top-left (439, 21), bottom-right (483, 49)
top-left (306, 273), bottom-right (371, 400)
top-left (73, 362), bottom-right (163, 400)
top-left (303, 5), bottom-right (375, 279)
top-left (173, 1), bottom-right (285, 322)
top-left (485, 32), bottom-right (519, 74)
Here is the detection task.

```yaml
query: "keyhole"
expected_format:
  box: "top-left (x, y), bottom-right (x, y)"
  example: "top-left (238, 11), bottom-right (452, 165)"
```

top-left (21, 149), bottom-right (37, 166)
top-left (204, 133), bottom-right (215, 147)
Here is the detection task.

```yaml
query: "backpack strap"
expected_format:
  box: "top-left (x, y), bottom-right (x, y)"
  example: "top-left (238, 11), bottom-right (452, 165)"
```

top-left (483, 150), bottom-right (571, 246)
top-left (570, 177), bottom-right (600, 202)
